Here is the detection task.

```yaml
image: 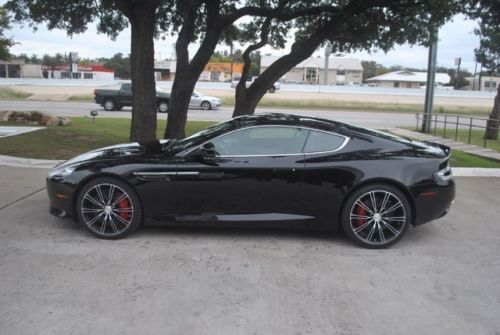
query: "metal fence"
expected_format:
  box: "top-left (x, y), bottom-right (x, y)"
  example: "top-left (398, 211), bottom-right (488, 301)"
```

top-left (415, 113), bottom-right (500, 148)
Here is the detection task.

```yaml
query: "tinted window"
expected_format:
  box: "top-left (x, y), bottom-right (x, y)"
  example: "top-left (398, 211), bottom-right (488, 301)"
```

top-left (212, 126), bottom-right (308, 156)
top-left (303, 130), bottom-right (345, 153)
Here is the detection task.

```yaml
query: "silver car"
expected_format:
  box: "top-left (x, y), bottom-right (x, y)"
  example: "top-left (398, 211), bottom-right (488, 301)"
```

top-left (189, 91), bottom-right (222, 110)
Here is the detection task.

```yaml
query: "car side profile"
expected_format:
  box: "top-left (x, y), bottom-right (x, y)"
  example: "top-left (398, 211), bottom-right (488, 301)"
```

top-left (46, 113), bottom-right (455, 248)
top-left (94, 83), bottom-right (170, 113)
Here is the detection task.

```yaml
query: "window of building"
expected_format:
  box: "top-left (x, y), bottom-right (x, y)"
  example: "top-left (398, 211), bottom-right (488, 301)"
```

top-left (394, 82), bottom-right (400, 88)
top-left (337, 66), bottom-right (346, 76)
top-left (84, 73), bottom-right (93, 79)
top-left (305, 68), bottom-right (317, 82)
top-left (72, 72), bottom-right (81, 79)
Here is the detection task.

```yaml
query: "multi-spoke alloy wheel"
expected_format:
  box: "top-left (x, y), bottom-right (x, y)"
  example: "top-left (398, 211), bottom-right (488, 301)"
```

top-left (342, 185), bottom-right (411, 248)
top-left (77, 178), bottom-right (142, 239)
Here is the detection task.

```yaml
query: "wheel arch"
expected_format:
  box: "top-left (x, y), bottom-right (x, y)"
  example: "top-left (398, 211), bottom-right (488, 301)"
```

top-left (339, 178), bottom-right (416, 226)
top-left (71, 172), bottom-right (144, 222)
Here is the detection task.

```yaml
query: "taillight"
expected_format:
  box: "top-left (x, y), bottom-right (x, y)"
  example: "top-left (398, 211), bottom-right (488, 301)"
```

top-left (433, 164), bottom-right (453, 186)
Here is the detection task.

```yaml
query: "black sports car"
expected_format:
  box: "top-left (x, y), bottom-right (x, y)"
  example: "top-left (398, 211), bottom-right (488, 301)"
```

top-left (47, 113), bottom-right (455, 248)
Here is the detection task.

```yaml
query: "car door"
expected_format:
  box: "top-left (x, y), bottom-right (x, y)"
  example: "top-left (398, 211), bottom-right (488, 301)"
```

top-left (119, 83), bottom-right (133, 106)
top-left (174, 126), bottom-right (308, 220)
top-left (189, 92), bottom-right (201, 108)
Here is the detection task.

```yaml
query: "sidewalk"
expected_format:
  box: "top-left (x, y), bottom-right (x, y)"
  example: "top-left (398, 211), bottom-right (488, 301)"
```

top-left (390, 128), bottom-right (500, 162)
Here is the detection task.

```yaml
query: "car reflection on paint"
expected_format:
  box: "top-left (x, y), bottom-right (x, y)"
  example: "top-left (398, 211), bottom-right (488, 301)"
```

top-left (47, 113), bottom-right (454, 248)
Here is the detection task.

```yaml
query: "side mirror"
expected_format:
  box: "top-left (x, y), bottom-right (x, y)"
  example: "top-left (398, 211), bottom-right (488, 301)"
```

top-left (192, 142), bottom-right (217, 164)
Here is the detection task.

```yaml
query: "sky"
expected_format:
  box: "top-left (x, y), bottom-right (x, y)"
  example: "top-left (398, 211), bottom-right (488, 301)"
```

top-left (5, 11), bottom-right (481, 73)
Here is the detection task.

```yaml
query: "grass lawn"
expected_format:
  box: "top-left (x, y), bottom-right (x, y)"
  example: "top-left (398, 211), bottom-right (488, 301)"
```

top-left (0, 117), bottom-right (215, 160)
top-left (0, 87), bottom-right (32, 100)
top-left (450, 150), bottom-right (500, 168)
top-left (408, 127), bottom-right (500, 152)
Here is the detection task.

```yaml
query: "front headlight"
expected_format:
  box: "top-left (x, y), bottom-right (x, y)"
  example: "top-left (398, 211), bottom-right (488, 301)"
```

top-left (48, 165), bottom-right (77, 178)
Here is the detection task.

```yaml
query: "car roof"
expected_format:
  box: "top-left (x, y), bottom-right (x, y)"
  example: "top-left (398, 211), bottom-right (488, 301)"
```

top-left (229, 113), bottom-right (414, 145)
top-left (230, 113), bottom-right (353, 134)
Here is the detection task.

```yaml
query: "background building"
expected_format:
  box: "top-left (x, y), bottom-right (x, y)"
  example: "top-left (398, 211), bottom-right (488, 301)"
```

top-left (465, 75), bottom-right (499, 92)
top-left (0, 59), bottom-right (42, 78)
top-left (260, 55), bottom-right (363, 85)
top-left (366, 70), bottom-right (451, 88)
top-left (42, 64), bottom-right (114, 80)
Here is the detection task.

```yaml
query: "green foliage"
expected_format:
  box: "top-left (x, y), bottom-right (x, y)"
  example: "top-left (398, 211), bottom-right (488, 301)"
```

top-left (469, 0), bottom-right (499, 73)
top-left (0, 6), bottom-right (14, 60)
top-left (101, 53), bottom-right (130, 79)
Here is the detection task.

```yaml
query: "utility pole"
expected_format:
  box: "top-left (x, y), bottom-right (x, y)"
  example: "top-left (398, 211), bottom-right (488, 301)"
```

top-left (323, 44), bottom-right (331, 85)
top-left (422, 26), bottom-right (438, 134)
top-left (454, 57), bottom-right (461, 89)
top-left (472, 59), bottom-right (478, 91)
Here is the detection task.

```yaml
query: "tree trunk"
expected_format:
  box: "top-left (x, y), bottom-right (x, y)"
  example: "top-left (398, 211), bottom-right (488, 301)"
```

top-left (164, 32), bottom-right (222, 139)
top-left (484, 86), bottom-right (500, 140)
top-left (232, 35), bottom-right (323, 117)
top-left (127, 3), bottom-right (158, 144)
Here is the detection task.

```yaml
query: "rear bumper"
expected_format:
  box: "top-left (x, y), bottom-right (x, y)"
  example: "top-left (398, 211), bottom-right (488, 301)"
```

top-left (412, 178), bottom-right (455, 226)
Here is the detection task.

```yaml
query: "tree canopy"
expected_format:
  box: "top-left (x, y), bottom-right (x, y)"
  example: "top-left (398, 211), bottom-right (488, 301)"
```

top-left (0, 6), bottom-right (15, 60)
top-left (5, 0), bottom-right (491, 140)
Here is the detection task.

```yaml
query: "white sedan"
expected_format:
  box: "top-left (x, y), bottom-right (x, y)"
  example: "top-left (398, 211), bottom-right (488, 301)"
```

top-left (189, 91), bottom-right (222, 110)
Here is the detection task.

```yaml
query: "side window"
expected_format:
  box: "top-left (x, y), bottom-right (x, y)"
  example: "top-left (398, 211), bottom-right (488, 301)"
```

top-left (212, 127), bottom-right (308, 156)
top-left (303, 130), bottom-right (345, 153)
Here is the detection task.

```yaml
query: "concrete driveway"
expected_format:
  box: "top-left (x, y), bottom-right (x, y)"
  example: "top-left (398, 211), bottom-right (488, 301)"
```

top-left (0, 167), bottom-right (499, 335)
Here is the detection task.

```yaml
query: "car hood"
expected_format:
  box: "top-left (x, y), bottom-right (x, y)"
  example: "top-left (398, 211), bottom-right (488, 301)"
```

top-left (55, 140), bottom-right (171, 168)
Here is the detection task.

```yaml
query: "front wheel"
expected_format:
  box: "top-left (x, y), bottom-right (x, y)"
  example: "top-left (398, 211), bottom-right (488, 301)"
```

top-left (76, 177), bottom-right (142, 239)
top-left (341, 184), bottom-right (411, 249)
top-left (157, 100), bottom-right (169, 113)
top-left (201, 101), bottom-right (212, 110)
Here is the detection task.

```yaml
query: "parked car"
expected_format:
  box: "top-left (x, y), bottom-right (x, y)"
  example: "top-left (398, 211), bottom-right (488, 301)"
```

top-left (231, 76), bottom-right (280, 93)
top-left (46, 113), bottom-right (455, 248)
top-left (94, 83), bottom-right (170, 113)
top-left (189, 91), bottom-right (221, 110)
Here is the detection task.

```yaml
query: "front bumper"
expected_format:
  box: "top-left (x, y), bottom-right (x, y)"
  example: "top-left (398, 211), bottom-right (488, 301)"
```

top-left (46, 177), bottom-right (76, 219)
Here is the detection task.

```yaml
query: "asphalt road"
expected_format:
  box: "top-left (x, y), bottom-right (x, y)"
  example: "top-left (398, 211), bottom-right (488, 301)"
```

top-left (0, 167), bottom-right (499, 335)
top-left (0, 99), bottom-right (417, 128)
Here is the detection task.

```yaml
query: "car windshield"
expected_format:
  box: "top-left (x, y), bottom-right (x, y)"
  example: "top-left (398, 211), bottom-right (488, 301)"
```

top-left (168, 120), bottom-right (234, 153)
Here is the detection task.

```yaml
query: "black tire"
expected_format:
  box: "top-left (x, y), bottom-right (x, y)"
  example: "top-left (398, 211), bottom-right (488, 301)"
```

top-left (341, 184), bottom-right (411, 249)
top-left (157, 100), bottom-right (169, 113)
top-left (201, 101), bottom-right (212, 110)
top-left (103, 98), bottom-right (116, 111)
top-left (76, 177), bottom-right (142, 239)
top-left (268, 86), bottom-right (276, 93)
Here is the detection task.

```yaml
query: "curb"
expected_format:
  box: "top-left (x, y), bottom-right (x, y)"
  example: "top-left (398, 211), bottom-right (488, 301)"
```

top-left (0, 154), bottom-right (62, 169)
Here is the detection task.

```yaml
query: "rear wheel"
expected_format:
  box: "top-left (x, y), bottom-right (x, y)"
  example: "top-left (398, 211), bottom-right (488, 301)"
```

top-left (103, 98), bottom-right (116, 111)
top-left (201, 101), bottom-right (212, 110)
top-left (341, 184), bottom-right (411, 249)
top-left (76, 177), bottom-right (142, 239)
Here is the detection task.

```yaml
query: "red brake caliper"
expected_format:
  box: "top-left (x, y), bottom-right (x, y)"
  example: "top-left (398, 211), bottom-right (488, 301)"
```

top-left (118, 196), bottom-right (130, 221)
top-left (357, 205), bottom-right (366, 226)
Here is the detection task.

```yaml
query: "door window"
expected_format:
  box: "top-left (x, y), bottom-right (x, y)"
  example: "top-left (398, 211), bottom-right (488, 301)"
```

top-left (303, 130), bottom-right (346, 153)
top-left (212, 126), bottom-right (308, 156)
